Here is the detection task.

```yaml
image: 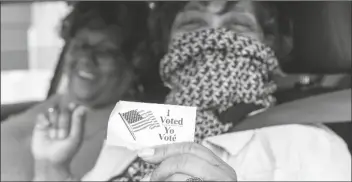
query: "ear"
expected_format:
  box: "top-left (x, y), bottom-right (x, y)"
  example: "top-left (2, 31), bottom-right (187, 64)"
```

top-left (131, 41), bottom-right (151, 71)
top-left (279, 34), bottom-right (294, 61)
top-left (111, 66), bottom-right (137, 101)
top-left (264, 33), bottom-right (293, 62)
top-left (120, 69), bottom-right (144, 100)
top-left (121, 68), bottom-right (136, 92)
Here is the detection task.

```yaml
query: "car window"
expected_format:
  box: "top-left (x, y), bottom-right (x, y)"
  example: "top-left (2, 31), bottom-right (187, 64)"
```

top-left (1, 1), bottom-right (70, 105)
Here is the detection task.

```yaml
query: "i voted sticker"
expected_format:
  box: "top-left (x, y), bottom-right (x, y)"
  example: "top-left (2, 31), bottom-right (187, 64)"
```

top-left (106, 101), bottom-right (197, 150)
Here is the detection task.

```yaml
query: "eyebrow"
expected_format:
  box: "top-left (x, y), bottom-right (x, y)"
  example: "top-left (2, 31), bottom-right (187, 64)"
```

top-left (172, 10), bottom-right (206, 30)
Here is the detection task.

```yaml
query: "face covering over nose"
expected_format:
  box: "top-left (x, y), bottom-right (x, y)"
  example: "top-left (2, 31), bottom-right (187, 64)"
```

top-left (113, 28), bottom-right (281, 181)
top-left (160, 28), bottom-right (280, 142)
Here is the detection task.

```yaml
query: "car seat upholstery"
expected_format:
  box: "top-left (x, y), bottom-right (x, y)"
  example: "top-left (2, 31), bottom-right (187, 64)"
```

top-left (263, 1), bottom-right (352, 151)
top-left (282, 1), bottom-right (351, 74)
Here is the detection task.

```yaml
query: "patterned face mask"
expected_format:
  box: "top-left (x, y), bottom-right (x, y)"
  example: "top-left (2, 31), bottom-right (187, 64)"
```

top-left (161, 28), bottom-right (279, 142)
top-left (113, 28), bottom-right (281, 181)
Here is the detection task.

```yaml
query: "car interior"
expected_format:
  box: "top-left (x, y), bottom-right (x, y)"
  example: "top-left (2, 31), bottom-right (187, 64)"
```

top-left (1, 1), bottom-right (351, 152)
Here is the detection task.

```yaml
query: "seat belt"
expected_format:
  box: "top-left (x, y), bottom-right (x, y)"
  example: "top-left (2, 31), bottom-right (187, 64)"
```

top-left (232, 88), bottom-right (351, 132)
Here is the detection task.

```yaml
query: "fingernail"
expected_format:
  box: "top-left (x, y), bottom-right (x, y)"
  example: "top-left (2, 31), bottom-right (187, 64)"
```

top-left (80, 106), bottom-right (89, 112)
top-left (58, 130), bottom-right (66, 139)
top-left (69, 102), bottom-right (77, 110)
top-left (137, 148), bottom-right (155, 158)
top-left (82, 106), bottom-right (90, 112)
top-left (76, 106), bottom-right (87, 116)
top-left (49, 129), bottom-right (56, 139)
top-left (36, 120), bottom-right (49, 129)
top-left (141, 173), bottom-right (151, 181)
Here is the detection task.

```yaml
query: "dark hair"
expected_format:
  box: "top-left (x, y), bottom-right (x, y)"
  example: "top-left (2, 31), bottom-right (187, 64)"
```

top-left (254, 2), bottom-right (293, 61)
top-left (60, 2), bottom-right (151, 101)
top-left (60, 1), bottom-right (149, 60)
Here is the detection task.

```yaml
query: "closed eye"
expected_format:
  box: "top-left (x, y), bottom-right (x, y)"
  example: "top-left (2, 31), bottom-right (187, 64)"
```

top-left (223, 14), bottom-right (257, 33)
top-left (173, 11), bottom-right (207, 32)
top-left (175, 19), bottom-right (207, 31)
top-left (228, 24), bottom-right (252, 33)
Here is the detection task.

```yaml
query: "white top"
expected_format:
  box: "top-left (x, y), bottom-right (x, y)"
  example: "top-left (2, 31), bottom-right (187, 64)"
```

top-left (203, 124), bottom-right (351, 181)
top-left (83, 124), bottom-right (351, 181)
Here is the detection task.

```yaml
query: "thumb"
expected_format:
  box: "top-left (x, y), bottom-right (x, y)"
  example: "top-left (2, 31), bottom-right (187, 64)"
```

top-left (69, 106), bottom-right (87, 140)
top-left (33, 114), bottom-right (50, 136)
top-left (141, 173), bottom-right (151, 181)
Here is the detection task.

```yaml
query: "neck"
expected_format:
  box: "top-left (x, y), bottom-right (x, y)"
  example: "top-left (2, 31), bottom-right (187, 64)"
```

top-left (83, 103), bottom-right (115, 136)
top-left (59, 92), bottom-right (113, 132)
top-left (61, 91), bottom-right (117, 109)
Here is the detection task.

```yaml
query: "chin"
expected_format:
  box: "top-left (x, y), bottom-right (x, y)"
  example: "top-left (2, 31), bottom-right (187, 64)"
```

top-left (71, 89), bottom-right (95, 102)
top-left (68, 82), bottom-right (118, 108)
top-left (73, 91), bottom-right (115, 109)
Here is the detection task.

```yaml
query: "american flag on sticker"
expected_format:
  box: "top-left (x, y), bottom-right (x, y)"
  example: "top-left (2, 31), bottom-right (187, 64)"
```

top-left (118, 109), bottom-right (160, 140)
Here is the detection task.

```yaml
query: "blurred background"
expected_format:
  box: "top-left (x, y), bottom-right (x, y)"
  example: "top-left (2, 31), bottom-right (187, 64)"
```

top-left (1, 1), bottom-right (350, 119)
top-left (0, 0), bottom-right (350, 152)
top-left (1, 1), bottom-right (70, 105)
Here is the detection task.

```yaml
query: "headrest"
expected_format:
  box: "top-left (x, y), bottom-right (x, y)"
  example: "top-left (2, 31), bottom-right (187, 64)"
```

top-left (282, 1), bottom-right (351, 74)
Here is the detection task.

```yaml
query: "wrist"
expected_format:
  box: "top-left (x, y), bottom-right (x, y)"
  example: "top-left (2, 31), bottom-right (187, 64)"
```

top-left (34, 162), bottom-right (72, 181)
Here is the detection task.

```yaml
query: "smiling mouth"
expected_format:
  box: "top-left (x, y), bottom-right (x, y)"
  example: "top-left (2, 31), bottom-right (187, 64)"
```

top-left (78, 70), bottom-right (96, 80)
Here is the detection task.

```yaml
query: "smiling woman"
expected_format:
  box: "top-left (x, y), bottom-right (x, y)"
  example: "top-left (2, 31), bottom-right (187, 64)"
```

top-left (59, 2), bottom-right (148, 108)
top-left (64, 28), bottom-right (129, 107)
top-left (1, 2), bottom-right (150, 181)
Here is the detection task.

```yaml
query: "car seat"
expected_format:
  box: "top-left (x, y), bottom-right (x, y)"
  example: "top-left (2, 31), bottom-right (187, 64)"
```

top-left (235, 1), bottom-right (351, 151)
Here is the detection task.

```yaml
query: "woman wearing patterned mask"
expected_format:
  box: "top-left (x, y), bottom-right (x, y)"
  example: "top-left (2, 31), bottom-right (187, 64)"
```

top-left (1, 2), bottom-right (149, 181)
top-left (31, 1), bottom-right (351, 181)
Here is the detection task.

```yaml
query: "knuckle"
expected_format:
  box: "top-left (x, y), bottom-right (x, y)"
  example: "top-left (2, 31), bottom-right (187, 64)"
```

top-left (152, 167), bottom-right (161, 179)
top-left (181, 142), bottom-right (199, 154)
top-left (159, 146), bottom-right (168, 158)
top-left (59, 113), bottom-right (70, 126)
top-left (176, 154), bottom-right (190, 170)
top-left (152, 160), bottom-right (166, 180)
top-left (73, 107), bottom-right (86, 122)
top-left (62, 109), bottom-right (71, 119)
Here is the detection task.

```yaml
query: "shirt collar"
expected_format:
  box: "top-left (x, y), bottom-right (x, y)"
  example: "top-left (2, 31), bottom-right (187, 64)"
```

top-left (202, 129), bottom-right (255, 157)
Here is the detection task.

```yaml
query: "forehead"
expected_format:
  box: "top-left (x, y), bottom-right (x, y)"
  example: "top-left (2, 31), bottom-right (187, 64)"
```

top-left (183, 1), bottom-right (256, 15)
top-left (73, 27), bottom-right (122, 47)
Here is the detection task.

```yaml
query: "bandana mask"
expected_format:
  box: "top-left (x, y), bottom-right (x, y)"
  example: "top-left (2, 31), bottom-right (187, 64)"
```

top-left (113, 28), bottom-right (280, 181)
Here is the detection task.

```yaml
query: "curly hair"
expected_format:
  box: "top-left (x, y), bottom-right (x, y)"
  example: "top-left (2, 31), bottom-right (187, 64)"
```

top-left (60, 1), bottom-right (150, 61)
top-left (59, 2), bottom-right (153, 101)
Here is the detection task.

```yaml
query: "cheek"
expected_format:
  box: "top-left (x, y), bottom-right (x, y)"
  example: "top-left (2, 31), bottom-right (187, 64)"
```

top-left (100, 71), bottom-right (122, 86)
top-left (99, 65), bottom-right (117, 74)
top-left (169, 29), bottom-right (181, 43)
top-left (263, 34), bottom-right (276, 49)
top-left (97, 56), bottom-right (122, 72)
top-left (244, 31), bottom-right (264, 42)
top-left (63, 53), bottom-right (76, 73)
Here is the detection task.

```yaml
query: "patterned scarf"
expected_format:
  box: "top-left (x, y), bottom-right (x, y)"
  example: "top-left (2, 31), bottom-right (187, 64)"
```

top-left (112, 28), bottom-right (280, 181)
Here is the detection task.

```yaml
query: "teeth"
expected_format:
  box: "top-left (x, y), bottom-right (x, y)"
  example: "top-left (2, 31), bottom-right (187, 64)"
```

top-left (78, 71), bottom-right (95, 80)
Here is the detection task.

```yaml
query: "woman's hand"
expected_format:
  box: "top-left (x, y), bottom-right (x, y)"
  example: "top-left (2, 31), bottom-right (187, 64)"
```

top-left (138, 142), bottom-right (237, 181)
top-left (31, 103), bottom-right (87, 181)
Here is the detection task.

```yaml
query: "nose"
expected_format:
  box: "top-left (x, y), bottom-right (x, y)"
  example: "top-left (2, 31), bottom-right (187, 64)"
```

top-left (208, 18), bottom-right (222, 29)
top-left (205, 1), bottom-right (228, 29)
top-left (76, 51), bottom-right (96, 69)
